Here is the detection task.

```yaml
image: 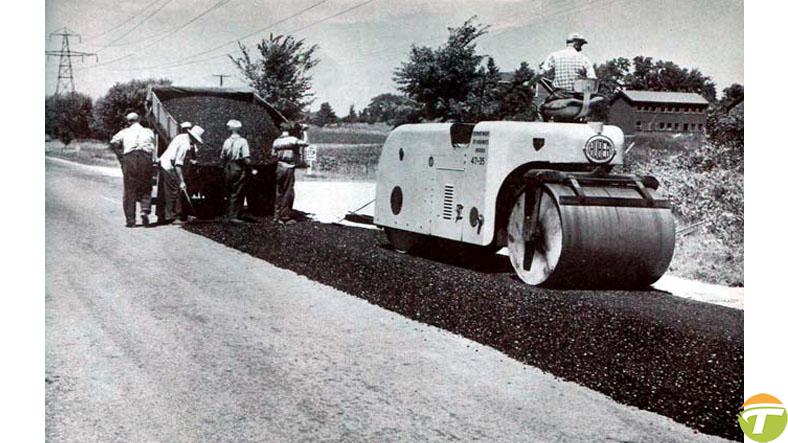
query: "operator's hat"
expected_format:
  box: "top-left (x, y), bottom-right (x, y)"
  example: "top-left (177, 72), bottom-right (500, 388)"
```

top-left (188, 125), bottom-right (205, 144)
top-left (126, 112), bottom-right (140, 121)
top-left (566, 32), bottom-right (587, 44)
top-left (180, 121), bottom-right (193, 129)
top-left (226, 119), bottom-right (242, 129)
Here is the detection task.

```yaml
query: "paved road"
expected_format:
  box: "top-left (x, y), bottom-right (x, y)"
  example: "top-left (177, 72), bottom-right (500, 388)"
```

top-left (46, 159), bottom-right (730, 442)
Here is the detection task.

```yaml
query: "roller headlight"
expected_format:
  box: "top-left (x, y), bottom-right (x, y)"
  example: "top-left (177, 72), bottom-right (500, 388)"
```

top-left (584, 135), bottom-right (616, 164)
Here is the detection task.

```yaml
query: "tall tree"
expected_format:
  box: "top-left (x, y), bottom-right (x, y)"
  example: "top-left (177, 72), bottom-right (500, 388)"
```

top-left (344, 104), bottom-right (358, 123)
top-left (624, 56), bottom-right (716, 101)
top-left (92, 78), bottom-right (171, 140)
top-left (314, 102), bottom-right (338, 127)
top-left (230, 33), bottom-right (319, 120)
top-left (494, 62), bottom-right (539, 121)
top-left (394, 16), bottom-right (490, 121)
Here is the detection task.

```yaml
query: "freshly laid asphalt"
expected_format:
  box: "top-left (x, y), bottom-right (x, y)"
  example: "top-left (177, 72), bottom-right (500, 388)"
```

top-left (185, 208), bottom-right (743, 440)
top-left (46, 158), bottom-right (741, 442)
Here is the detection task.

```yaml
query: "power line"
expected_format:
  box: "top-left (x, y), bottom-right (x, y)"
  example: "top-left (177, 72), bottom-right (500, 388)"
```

top-left (78, 0), bottom-right (231, 71)
top-left (153, 0), bottom-right (332, 67)
top-left (82, 0), bottom-right (163, 42)
top-left (45, 27), bottom-right (98, 94)
top-left (112, 0), bottom-right (375, 73)
top-left (99, 0), bottom-right (176, 50)
top-left (108, 0), bottom-right (230, 49)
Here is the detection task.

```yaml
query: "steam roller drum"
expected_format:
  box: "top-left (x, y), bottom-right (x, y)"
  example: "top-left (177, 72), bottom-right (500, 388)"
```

top-left (507, 183), bottom-right (675, 288)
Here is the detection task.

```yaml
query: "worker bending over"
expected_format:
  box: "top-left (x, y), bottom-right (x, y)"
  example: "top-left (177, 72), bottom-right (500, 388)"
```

top-left (110, 112), bottom-right (157, 228)
top-left (220, 119), bottom-right (251, 223)
top-left (272, 127), bottom-right (309, 224)
top-left (157, 123), bottom-right (204, 225)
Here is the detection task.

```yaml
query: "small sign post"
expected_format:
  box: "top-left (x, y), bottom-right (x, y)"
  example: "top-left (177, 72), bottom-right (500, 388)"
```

top-left (305, 145), bottom-right (317, 175)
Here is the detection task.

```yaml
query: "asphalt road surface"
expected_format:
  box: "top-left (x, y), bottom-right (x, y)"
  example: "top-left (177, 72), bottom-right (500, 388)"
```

top-left (46, 158), bottom-right (735, 442)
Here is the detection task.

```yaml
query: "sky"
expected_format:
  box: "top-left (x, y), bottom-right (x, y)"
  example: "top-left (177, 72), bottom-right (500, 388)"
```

top-left (45, 0), bottom-right (743, 114)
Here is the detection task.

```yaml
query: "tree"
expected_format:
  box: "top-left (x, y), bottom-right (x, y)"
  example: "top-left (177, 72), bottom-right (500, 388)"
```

top-left (230, 33), bottom-right (319, 120)
top-left (92, 78), bottom-right (171, 140)
top-left (458, 57), bottom-right (502, 121)
top-left (45, 92), bottom-right (94, 145)
top-left (718, 83), bottom-right (743, 113)
top-left (590, 56), bottom-right (717, 120)
top-left (706, 83), bottom-right (744, 171)
top-left (344, 105), bottom-right (358, 123)
top-left (494, 62), bottom-right (539, 121)
top-left (394, 16), bottom-right (490, 121)
top-left (624, 56), bottom-right (716, 101)
top-left (360, 93), bottom-right (421, 126)
top-left (314, 102), bottom-right (338, 127)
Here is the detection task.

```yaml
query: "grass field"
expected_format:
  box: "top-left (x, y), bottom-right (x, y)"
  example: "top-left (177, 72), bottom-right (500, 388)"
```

top-left (45, 139), bottom-right (118, 167)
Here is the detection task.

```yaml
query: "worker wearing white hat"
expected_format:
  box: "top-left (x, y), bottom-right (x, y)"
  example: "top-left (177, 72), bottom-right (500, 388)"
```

top-left (539, 32), bottom-right (596, 91)
top-left (220, 119), bottom-right (251, 223)
top-left (156, 125), bottom-right (205, 225)
top-left (179, 121), bottom-right (193, 133)
top-left (109, 111), bottom-right (157, 227)
top-left (272, 125), bottom-right (309, 224)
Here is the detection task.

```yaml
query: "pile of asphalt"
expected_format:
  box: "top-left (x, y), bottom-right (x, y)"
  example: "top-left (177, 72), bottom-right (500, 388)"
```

top-left (163, 96), bottom-right (277, 165)
top-left (185, 219), bottom-right (743, 440)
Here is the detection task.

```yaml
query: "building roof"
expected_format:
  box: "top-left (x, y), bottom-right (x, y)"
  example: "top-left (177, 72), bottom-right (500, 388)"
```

top-left (619, 90), bottom-right (709, 105)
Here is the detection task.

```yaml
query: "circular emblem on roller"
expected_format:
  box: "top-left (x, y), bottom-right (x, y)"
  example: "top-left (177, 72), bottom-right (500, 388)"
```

top-left (583, 135), bottom-right (615, 164)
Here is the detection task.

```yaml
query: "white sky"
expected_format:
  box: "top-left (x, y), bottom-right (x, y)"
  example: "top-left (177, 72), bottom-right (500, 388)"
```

top-left (45, 0), bottom-right (743, 114)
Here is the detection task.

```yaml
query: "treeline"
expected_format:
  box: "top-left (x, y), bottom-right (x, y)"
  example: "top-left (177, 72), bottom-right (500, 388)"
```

top-left (45, 78), bottom-right (171, 145)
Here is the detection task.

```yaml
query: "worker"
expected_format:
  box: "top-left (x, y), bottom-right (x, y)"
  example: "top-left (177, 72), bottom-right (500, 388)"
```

top-left (179, 121), bottom-right (193, 133)
top-left (272, 127), bottom-right (309, 224)
top-left (157, 124), bottom-right (205, 225)
top-left (220, 119), bottom-right (251, 223)
top-left (539, 32), bottom-right (596, 91)
top-left (110, 112), bottom-right (157, 228)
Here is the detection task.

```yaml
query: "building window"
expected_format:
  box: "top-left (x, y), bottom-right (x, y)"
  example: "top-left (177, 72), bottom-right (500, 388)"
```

top-left (690, 123), bottom-right (696, 131)
top-left (659, 122), bottom-right (665, 130)
top-left (636, 121), bottom-right (642, 131)
top-left (683, 123), bottom-right (689, 132)
top-left (699, 124), bottom-right (704, 131)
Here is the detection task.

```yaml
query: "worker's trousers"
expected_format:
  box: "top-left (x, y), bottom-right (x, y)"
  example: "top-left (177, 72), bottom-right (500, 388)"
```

top-left (121, 150), bottom-right (154, 224)
top-left (275, 163), bottom-right (296, 221)
top-left (224, 161), bottom-right (249, 219)
top-left (158, 166), bottom-right (183, 222)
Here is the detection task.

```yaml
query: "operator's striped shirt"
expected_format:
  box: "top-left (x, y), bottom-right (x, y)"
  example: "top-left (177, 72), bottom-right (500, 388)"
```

top-left (540, 46), bottom-right (596, 91)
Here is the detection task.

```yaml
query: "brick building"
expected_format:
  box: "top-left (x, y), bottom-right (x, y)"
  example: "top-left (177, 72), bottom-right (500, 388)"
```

top-left (607, 90), bottom-right (709, 135)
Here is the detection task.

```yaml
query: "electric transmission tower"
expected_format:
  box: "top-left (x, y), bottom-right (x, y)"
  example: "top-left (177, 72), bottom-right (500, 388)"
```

top-left (46, 27), bottom-right (98, 95)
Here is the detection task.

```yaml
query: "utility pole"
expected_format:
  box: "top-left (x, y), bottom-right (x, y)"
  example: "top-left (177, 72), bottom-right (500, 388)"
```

top-left (46, 27), bottom-right (97, 95)
top-left (213, 74), bottom-right (230, 87)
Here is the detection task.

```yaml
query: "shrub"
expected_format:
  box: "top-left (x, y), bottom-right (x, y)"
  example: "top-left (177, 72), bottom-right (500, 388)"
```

top-left (628, 139), bottom-right (743, 247)
top-left (45, 93), bottom-right (94, 144)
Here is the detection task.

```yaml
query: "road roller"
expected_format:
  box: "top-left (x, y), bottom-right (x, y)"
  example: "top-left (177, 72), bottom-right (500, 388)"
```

top-left (373, 82), bottom-right (675, 288)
